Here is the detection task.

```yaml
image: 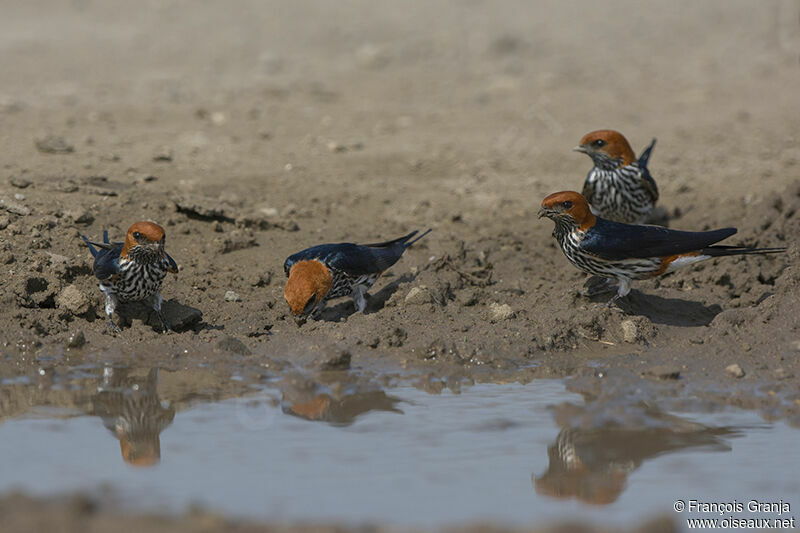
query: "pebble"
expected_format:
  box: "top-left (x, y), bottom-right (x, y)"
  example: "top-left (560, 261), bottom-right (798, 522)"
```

top-left (224, 290), bottom-right (242, 302)
top-left (405, 286), bottom-right (432, 305)
top-left (489, 302), bottom-right (515, 321)
top-left (35, 135), bottom-right (74, 154)
top-left (726, 363), bottom-right (745, 378)
top-left (621, 319), bottom-right (639, 343)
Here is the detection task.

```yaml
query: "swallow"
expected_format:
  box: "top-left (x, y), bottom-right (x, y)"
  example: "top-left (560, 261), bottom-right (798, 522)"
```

top-left (538, 191), bottom-right (784, 306)
top-left (575, 130), bottom-right (658, 224)
top-left (284, 229), bottom-right (431, 322)
top-left (82, 221), bottom-right (178, 333)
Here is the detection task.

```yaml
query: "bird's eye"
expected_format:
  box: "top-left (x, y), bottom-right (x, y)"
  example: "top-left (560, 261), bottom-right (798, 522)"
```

top-left (591, 139), bottom-right (606, 148)
top-left (132, 231), bottom-right (142, 239)
top-left (562, 201), bottom-right (573, 209)
top-left (303, 294), bottom-right (317, 314)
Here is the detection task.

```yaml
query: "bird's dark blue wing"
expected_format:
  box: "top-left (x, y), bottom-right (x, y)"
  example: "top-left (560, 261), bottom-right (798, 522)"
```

top-left (637, 138), bottom-right (658, 201)
top-left (581, 218), bottom-right (737, 260)
top-left (164, 252), bottom-right (179, 273)
top-left (92, 243), bottom-right (123, 280)
top-left (286, 243), bottom-right (407, 277)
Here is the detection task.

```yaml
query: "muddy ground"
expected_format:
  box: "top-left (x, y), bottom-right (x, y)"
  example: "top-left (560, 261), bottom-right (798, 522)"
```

top-left (0, 0), bottom-right (799, 529)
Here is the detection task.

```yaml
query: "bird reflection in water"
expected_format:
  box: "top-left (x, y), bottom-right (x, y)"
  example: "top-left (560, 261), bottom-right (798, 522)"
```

top-left (278, 373), bottom-right (403, 426)
top-left (91, 367), bottom-right (175, 467)
top-left (534, 413), bottom-right (738, 504)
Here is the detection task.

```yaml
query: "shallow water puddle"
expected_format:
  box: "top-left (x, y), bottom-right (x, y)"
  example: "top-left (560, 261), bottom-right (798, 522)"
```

top-left (0, 367), bottom-right (797, 528)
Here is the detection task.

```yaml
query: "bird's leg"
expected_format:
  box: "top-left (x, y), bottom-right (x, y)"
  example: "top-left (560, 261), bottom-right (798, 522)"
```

top-left (605, 277), bottom-right (632, 308)
top-left (351, 285), bottom-right (368, 313)
top-left (147, 292), bottom-right (171, 333)
top-left (583, 275), bottom-right (618, 296)
top-left (103, 293), bottom-right (122, 334)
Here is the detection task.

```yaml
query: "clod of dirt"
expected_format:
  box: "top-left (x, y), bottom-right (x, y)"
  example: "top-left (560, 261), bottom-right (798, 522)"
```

top-left (217, 230), bottom-right (257, 254)
top-left (404, 286), bottom-right (433, 305)
top-left (160, 300), bottom-right (203, 331)
top-left (66, 330), bottom-right (86, 348)
top-left (235, 212), bottom-right (300, 232)
top-left (216, 335), bottom-right (251, 355)
top-left (642, 365), bottom-right (681, 380)
top-left (0, 215), bottom-right (10, 229)
top-left (726, 363), bottom-right (746, 378)
top-left (0, 196), bottom-right (31, 216)
top-left (9, 177), bottom-right (31, 188)
top-left (317, 350), bottom-right (352, 371)
top-left (224, 290), bottom-right (242, 302)
top-left (489, 302), bottom-right (515, 322)
top-left (64, 209), bottom-right (94, 225)
top-left (56, 285), bottom-right (91, 316)
top-left (35, 135), bottom-right (74, 154)
top-left (17, 276), bottom-right (57, 308)
top-left (173, 194), bottom-right (235, 222)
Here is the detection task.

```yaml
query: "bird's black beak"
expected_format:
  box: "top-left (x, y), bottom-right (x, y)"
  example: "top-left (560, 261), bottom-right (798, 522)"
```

top-left (293, 314), bottom-right (307, 327)
top-left (537, 207), bottom-right (552, 219)
top-left (573, 145), bottom-right (588, 154)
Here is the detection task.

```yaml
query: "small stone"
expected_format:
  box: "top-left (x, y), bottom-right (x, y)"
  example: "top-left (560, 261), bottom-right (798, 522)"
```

top-left (489, 302), bottom-right (515, 321)
top-left (210, 111), bottom-right (226, 125)
top-left (35, 135), bottom-right (74, 154)
top-left (791, 340), bottom-right (800, 351)
top-left (726, 363), bottom-right (745, 378)
top-left (224, 290), bottom-right (242, 302)
top-left (14, 193), bottom-right (25, 201)
top-left (10, 177), bottom-right (31, 188)
top-left (153, 147), bottom-right (173, 162)
top-left (0, 215), bottom-right (10, 229)
top-left (66, 330), bottom-right (86, 348)
top-left (405, 286), bottom-right (432, 305)
top-left (621, 320), bottom-right (639, 343)
top-left (65, 209), bottom-right (94, 225)
top-left (56, 285), bottom-right (91, 316)
top-left (327, 140), bottom-right (347, 153)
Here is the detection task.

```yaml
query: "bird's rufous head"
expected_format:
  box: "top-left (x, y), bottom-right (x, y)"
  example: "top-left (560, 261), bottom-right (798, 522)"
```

top-left (284, 260), bottom-right (333, 321)
top-left (538, 191), bottom-right (596, 230)
top-left (121, 221), bottom-right (166, 259)
top-left (574, 130), bottom-right (636, 168)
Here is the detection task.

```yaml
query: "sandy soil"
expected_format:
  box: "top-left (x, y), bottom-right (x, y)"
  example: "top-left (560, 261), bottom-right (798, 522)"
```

top-left (0, 0), bottom-right (799, 527)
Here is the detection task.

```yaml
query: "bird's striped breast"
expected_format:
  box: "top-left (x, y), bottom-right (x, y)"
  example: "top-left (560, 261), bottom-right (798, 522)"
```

top-left (583, 165), bottom-right (655, 224)
top-left (100, 257), bottom-right (170, 302)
